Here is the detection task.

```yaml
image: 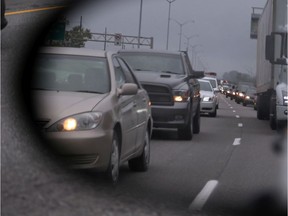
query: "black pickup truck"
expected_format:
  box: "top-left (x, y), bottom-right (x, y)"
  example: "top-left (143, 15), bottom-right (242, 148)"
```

top-left (118, 49), bottom-right (203, 140)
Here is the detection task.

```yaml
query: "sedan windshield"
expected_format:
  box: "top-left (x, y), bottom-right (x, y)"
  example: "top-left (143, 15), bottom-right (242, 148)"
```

top-left (32, 54), bottom-right (110, 93)
top-left (121, 52), bottom-right (185, 74)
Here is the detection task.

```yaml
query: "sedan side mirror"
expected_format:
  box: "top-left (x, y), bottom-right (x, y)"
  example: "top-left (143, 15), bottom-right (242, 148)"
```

top-left (118, 83), bottom-right (138, 96)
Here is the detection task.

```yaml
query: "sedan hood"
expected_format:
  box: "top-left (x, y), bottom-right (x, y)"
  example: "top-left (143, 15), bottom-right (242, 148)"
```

top-left (32, 90), bottom-right (107, 123)
top-left (135, 71), bottom-right (187, 88)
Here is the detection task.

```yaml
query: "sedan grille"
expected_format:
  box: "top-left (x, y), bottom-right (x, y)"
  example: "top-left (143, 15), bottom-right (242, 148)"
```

top-left (141, 84), bottom-right (173, 106)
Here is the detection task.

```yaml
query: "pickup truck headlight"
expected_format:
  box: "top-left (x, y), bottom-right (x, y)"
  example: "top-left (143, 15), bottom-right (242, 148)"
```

top-left (283, 90), bottom-right (288, 105)
top-left (47, 112), bottom-right (102, 132)
top-left (173, 90), bottom-right (190, 102)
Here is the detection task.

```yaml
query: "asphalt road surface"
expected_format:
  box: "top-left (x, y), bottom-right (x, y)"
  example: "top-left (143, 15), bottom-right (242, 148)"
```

top-left (2, 1), bottom-right (286, 216)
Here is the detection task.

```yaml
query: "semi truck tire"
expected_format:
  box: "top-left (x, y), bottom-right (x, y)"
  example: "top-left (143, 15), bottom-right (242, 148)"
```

top-left (257, 94), bottom-right (269, 120)
top-left (269, 94), bottom-right (277, 130)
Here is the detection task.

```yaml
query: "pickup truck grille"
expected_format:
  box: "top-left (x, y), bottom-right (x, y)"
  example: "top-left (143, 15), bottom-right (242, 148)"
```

top-left (141, 84), bottom-right (173, 106)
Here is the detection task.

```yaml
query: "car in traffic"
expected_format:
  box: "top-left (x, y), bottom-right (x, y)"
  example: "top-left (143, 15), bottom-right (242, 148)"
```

top-left (234, 82), bottom-right (254, 104)
top-left (118, 49), bottom-right (202, 140)
top-left (198, 79), bottom-right (217, 117)
top-left (202, 76), bottom-right (219, 109)
top-left (30, 47), bottom-right (153, 184)
top-left (242, 86), bottom-right (257, 106)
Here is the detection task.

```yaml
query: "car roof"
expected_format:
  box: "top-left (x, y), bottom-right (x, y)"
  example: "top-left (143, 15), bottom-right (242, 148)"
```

top-left (38, 47), bottom-right (116, 58)
top-left (202, 76), bottom-right (217, 80)
top-left (118, 48), bottom-right (182, 55)
top-left (198, 79), bottom-right (211, 83)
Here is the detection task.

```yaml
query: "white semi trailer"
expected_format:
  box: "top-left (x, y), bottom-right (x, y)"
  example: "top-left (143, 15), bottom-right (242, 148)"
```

top-left (255, 0), bottom-right (287, 130)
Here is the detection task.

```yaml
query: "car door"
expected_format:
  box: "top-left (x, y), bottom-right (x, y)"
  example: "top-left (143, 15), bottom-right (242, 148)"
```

top-left (117, 57), bottom-right (149, 150)
top-left (113, 57), bottom-right (138, 159)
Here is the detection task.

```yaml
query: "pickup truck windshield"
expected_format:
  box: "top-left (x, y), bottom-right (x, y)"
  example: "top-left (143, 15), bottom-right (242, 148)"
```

top-left (121, 53), bottom-right (185, 75)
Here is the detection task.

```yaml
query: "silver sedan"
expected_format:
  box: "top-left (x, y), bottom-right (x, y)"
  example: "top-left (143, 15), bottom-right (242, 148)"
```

top-left (198, 79), bottom-right (217, 117)
top-left (31, 47), bottom-right (153, 184)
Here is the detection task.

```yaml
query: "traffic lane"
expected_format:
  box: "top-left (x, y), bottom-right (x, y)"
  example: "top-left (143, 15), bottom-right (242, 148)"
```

top-left (203, 95), bottom-right (285, 216)
top-left (95, 96), bottom-right (252, 215)
top-left (1, 9), bottom-right (222, 215)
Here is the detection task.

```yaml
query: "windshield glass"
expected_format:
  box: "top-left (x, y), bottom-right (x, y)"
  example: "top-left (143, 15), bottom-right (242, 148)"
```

top-left (204, 79), bottom-right (217, 88)
top-left (199, 80), bottom-right (213, 92)
top-left (32, 54), bottom-right (110, 93)
top-left (120, 52), bottom-right (184, 74)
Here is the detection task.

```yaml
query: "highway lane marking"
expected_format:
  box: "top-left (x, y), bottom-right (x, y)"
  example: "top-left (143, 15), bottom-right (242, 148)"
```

top-left (233, 110), bottom-right (236, 112)
top-left (189, 180), bottom-right (219, 212)
top-left (5, 6), bottom-right (67, 16)
top-left (236, 115), bottom-right (240, 118)
top-left (233, 138), bottom-right (241, 146)
top-left (238, 123), bottom-right (243, 127)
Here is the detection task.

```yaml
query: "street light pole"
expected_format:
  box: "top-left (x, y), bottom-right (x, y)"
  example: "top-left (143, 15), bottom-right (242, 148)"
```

top-left (184, 34), bottom-right (198, 52)
top-left (189, 44), bottom-right (203, 68)
top-left (166, 0), bottom-right (175, 50)
top-left (171, 19), bottom-right (194, 51)
top-left (138, 0), bottom-right (143, 48)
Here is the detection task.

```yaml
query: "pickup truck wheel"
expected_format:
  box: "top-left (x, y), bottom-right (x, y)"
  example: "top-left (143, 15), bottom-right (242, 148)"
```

top-left (106, 132), bottom-right (120, 184)
top-left (128, 130), bottom-right (150, 172)
top-left (178, 115), bottom-right (193, 140)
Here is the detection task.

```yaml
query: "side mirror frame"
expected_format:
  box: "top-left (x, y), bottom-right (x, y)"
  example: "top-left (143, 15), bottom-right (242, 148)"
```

top-left (117, 83), bottom-right (138, 96)
top-left (265, 35), bottom-right (275, 63)
top-left (189, 71), bottom-right (204, 79)
top-left (265, 32), bottom-right (287, 65)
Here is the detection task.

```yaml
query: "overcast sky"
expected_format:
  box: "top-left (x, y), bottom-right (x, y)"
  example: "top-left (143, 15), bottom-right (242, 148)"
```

top-left (65, 0), bottom-right (267, 77)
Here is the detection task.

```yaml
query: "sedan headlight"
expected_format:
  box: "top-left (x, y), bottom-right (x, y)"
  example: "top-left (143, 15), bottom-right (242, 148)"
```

top-left (245, 95), bottom-right (250, 99)
top-left (203, 96), bottom-right (214, 102)
top-left (239, 92), bottom-right (244, 97)
top-left (173, 90), bottom-right (190, 102)
top-left (47, 112), bottom-right (102, 132)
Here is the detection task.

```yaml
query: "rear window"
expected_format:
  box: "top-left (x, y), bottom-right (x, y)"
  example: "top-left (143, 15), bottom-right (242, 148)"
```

top-left (203, 78), bottom-right (217, 88)
top-left (32, 54), bottom-right (110, 94)
top-left (199, 81), bottom-right (213, 92)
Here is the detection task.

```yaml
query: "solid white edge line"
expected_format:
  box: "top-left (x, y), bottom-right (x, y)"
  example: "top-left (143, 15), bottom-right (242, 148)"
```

top-left (189, 180), bottom-right (219, 212)
top-left (233, 138), bottom-right (241, 146)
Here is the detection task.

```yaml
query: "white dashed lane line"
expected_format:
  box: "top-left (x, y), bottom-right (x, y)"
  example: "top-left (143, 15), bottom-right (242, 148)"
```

top-left (233, 138), bottom-right (241, 146)
top-left (189, 96), bottom-right (243, 212)
top-left (189, 180), bottom-right (219, 212)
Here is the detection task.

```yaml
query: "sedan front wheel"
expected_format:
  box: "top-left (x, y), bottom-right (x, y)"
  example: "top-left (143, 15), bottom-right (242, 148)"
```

top-left (106, 132), bottom-right (120, 184)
